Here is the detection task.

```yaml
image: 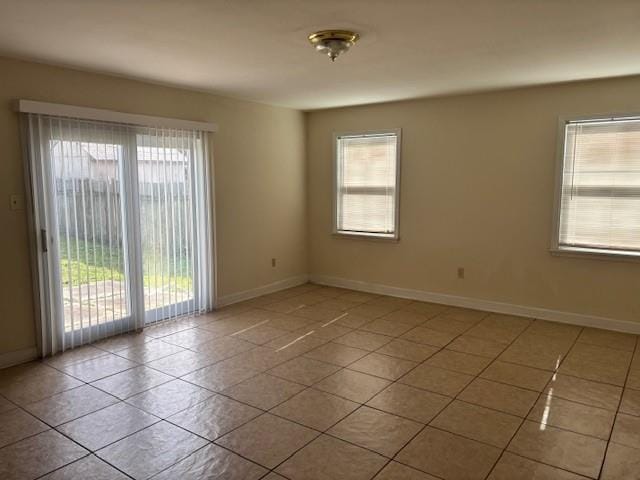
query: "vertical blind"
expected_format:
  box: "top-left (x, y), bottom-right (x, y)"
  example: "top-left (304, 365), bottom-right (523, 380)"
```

top-left (336, 132), bottom-right (399, 236)
top-left (25, 114), bottom-right (213, 355)
top-left (136, 128), bottom-right (213, 326)
top-left (558, 118), bottom-right (640, 253)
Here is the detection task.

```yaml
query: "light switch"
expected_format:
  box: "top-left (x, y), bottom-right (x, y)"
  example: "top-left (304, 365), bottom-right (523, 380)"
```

top-left (10, 194), bottom-right (24, 211)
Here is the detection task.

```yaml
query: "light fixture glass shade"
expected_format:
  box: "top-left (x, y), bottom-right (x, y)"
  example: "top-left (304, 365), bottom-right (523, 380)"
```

top-left (308, 30), bottom-right (360, 61)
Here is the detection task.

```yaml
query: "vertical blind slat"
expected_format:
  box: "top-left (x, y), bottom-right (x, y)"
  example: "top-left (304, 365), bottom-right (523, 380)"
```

top-left (26, 114), bottom-right (213, 355)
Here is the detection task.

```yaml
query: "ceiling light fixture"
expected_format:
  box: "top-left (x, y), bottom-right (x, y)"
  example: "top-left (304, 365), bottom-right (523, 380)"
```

top-left (308, 30), bottom-right (360, 62)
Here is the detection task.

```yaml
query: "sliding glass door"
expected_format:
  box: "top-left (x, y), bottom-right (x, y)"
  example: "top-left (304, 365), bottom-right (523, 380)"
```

top-left (25, 115), bottom-right (213, 355)
top-left (136, 131), bottom-right (202, 323)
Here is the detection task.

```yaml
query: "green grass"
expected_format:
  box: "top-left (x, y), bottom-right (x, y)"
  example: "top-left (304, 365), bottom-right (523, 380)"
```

top-left (60, 258), bottom-right (124, 286)
top-left (59, 237), bottom-right (124, 286)
top-left (59, 237), bottom-right (192, 290)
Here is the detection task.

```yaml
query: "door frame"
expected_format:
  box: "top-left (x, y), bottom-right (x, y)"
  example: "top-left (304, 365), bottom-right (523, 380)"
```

top-left (22, 114), bottom-right (216, 356)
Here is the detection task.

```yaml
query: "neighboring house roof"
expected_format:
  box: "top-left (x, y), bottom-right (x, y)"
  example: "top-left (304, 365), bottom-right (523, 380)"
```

top-left (50, 140), bottom-right (189, 163)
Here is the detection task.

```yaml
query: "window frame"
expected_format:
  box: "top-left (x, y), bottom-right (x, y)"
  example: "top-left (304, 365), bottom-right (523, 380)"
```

top-left (551, 113), bottom-right (640, 262)
top-left (332, 129), bottom-right (402, 241)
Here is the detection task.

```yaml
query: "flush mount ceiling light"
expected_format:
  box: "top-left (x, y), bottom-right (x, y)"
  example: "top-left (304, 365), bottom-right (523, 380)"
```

top-left (308, 30), bottom-right (360, 62)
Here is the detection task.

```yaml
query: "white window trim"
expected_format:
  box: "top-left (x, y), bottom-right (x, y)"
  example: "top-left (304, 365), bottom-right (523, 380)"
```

top-left (16, 100), bottom-right (218, 132)
top-left (332, 129), bottom-right (402, 241)
top-left (551, 113), bottom-right (640, 262)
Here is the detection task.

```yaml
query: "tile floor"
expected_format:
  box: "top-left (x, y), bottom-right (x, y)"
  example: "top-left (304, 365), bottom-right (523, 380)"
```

top-left (0, 283), bottom-right (639, 479)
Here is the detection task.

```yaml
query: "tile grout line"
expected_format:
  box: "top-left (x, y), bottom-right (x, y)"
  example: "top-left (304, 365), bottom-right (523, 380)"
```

top-left (197, 298), bottom-right (453, 477)
top-left (84, 292), bottom-right (640, 478)
top-left (510, 332), bottom-right (638, 480)
top-left (306, 309), bottom-right (493, 478)
top-left (596, 335), bottom-right (639, 480)
top-left (0, 295), bottom-right (458, 478)
top-left (146, 289), bottom-right (408, 478)
top-left (484, 323), bottom-right (586, 480)
top-left (217, 313), bottom-right (404, 475)
top-left (390, 311), bottom-right (532, 479)
top-left (0, 288), bottom-right (330, 477)
top-left (2, 285), bottom-right (637, 479)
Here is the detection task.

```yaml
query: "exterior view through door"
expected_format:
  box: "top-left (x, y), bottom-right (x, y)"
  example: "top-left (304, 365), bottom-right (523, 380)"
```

top-left (23, 109), bottom-right (214, 356)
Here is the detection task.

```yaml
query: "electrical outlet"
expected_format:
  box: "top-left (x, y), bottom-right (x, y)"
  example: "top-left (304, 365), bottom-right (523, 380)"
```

top-left (10, 194), bottom-right (24, 211)
top-left (457, 267), bottom-right (465, 279)
top-left (271, 258), bottom-right (276, 267)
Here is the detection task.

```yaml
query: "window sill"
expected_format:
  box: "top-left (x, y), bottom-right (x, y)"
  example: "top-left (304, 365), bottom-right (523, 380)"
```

top-left (332, 231), bottom-right (399, 243)
top-left (550, 246), bottom-right (640, 263)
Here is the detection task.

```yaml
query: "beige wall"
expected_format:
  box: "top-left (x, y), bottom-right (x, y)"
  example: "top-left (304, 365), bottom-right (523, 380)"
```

top-left (306, 77), bottom-right (640, 324)
top-left (0, 57), bottom-right (307, 356)
top-left (2, 56), bottom-right (639, 359)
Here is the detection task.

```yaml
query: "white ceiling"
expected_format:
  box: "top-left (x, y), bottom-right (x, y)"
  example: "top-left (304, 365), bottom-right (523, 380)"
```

top-left (1, 0), bottom-right (640, 110)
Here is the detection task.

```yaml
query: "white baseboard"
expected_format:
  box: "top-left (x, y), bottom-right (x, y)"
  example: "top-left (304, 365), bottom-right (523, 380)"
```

top-left (0, 347), bottom-right (38, 370)
top-left (3, 273), bottom-right (634, 371)
top-left (216, 274), bottom-right (310, 308)
top-left (0, 276), bottom-right (309, 369)
top-left (310, 274), bottom-right (640, 335)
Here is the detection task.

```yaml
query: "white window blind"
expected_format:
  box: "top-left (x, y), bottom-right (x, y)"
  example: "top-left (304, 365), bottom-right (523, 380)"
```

top-left (335, 131), bottom-right (400, 238)
top-left (556, 117), bottom-right (640, 256)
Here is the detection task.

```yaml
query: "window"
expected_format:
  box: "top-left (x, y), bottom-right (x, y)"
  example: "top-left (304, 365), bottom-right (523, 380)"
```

top-left (334, 130), bottom-right (401, 239)
top-left (553, 115), bottom-right (640, 258)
